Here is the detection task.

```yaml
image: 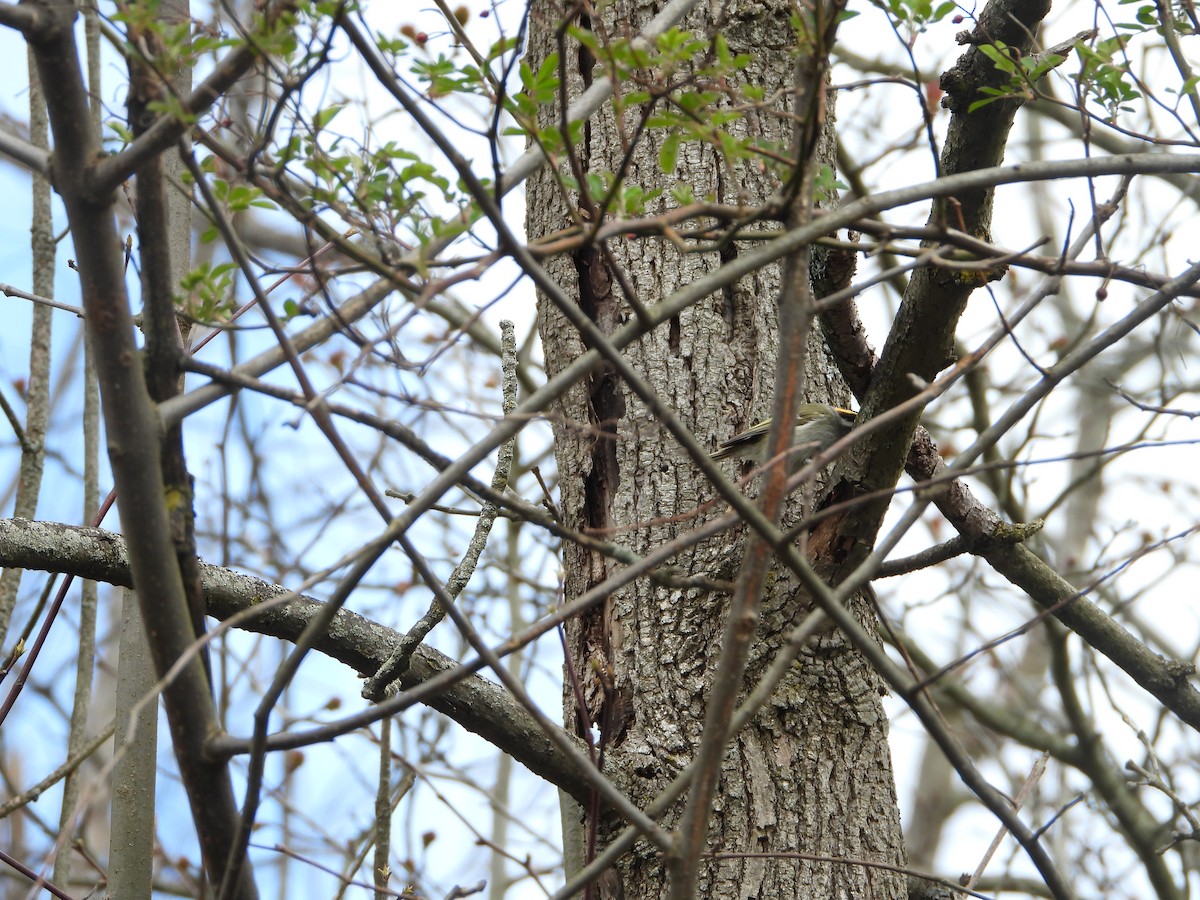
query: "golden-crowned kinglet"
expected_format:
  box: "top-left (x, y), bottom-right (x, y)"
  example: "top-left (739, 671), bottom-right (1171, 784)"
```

top-left (712, 403), bottom-right (856, 465)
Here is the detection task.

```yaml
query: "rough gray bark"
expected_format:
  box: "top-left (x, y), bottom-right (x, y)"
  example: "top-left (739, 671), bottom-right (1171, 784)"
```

top-left (526, 3), bottom-right (906, 897)
top-left (0, 50), bottom-right (54, 642)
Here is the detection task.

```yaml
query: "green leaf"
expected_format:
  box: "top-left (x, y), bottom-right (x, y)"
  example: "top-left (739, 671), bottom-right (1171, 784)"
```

top-left (659, 132), bottom-right (681, 175)
top-left (670, 182), bottom-right (696, 205)
top-left (314, 103), bottom-right (346, 131)
top-left (968, 94), bottom-right (1005, 113)
top-left (106, 120), bottom-right (134, 146)
top-left (979, 42), bottom-right (1017, 74)
top-left (486, 36), bottom-right (520, 62)
top-left (932, 1), bottom-right (957, 21)
top-left (533, 52), bottom-right (561, 93)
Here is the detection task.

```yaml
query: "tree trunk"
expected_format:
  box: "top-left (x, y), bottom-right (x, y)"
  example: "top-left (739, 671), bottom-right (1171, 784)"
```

top-left (526, 3), bottom-right (907, 897)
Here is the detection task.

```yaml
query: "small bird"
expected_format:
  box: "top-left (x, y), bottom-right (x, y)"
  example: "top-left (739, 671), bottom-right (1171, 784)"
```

top-left (712, 403), bottom-right (856, 467)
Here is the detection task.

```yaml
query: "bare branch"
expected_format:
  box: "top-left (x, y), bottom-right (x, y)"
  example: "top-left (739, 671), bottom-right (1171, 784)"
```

top-left (26, 6), bottom-right (257, 894)
top-left (0, 126), bottom-right (50, 175)
top-left (0, 3), bottom-right (44, 35)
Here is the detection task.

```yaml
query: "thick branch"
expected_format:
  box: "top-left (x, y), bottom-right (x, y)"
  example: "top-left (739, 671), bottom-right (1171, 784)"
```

top-left (26, 7), bottom-right (256, 896)
top-left (0, 126), bottom-right (51, 174)
top-left (847, 0), bottom-right (1054, 547)
top-left (0, 516), bottom-right (590, 800)
top-left (0, 2), bottom-right (44, 34)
